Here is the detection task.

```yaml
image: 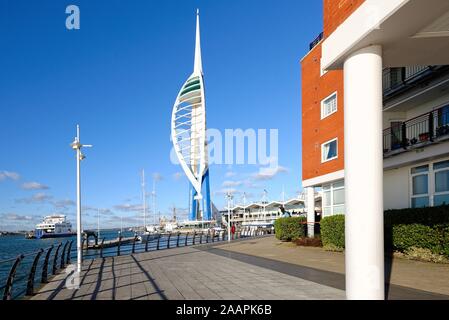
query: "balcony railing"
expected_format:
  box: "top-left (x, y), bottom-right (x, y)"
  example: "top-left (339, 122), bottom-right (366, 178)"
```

top-left (383, 104), bottom-right (449, 155)
top-left (309, 32), bottom-right (324, 51)
top-left (383, 66), bottom-right (432, 94)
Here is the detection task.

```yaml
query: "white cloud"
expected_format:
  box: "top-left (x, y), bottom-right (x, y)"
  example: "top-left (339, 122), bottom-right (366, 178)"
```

top-left (222, 180), bottom-right (244, 188)
top-left (152, 173), bottom-right (163, 181)
top-left (0, 171), bottom-right (20, 181)
top-left (173, 172), bottom-right (184, 181)
top-left (252, 166), bottom-right (289, 181)
top-left (53, 199), bottom-right (76, 208)
top-left (21, 182), bottom-right (49, 190)
top-left (0, 213), bottom-right (37, 221)
top-left (225, 171), bottom-right (237, 178)
top-left (113, 203), bottom-right (143, 212)
top-left (16, 193), bottom-right (53, 204)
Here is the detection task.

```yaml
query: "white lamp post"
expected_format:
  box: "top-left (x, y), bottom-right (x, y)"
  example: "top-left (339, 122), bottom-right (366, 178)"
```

top-left (226, 192), bottom-right (233, 243)
top-left (70, 125), bottom-right (92, 274)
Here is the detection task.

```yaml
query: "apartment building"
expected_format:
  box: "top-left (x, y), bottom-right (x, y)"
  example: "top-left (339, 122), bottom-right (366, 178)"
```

top-left (301, 0), bottom-right (449, 299)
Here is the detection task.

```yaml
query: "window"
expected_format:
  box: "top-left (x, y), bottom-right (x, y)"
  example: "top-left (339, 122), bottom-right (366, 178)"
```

top-left (321, 92), bottom-right (337, 119)
top-left (434, 160), bottom-right (449, 206)
top-left (411, 165), bottom-right (429, 208)
top-left (321, 139), bottom-right (338, 163)
top-left (322, 181), bottom-right (345, 217)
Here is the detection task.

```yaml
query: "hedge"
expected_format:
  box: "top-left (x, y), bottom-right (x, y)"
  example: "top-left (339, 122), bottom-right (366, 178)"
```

top-left (320, 215), bottom-right (345, 249)
top-left (320, 205), bottom-right (449, 257)
top-left (274, 217), bottom-right (306, 241)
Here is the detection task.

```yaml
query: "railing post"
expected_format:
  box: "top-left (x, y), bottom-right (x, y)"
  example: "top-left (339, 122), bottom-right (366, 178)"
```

top-left (60, 241), bottom-right (69, 269)
top-left (193, 232), bottom-right (196, 245)
top-left (66, 240), bottom-right (73, 265)
top-left (167, 233), bottom-right (172, 249)
top-left (53, 243), bottom-right (62, 275)
top-left (206, 230), bottom-right (210, 243)
top-left (41, 245), bottom-right (54, 283)
top-left (132, 236), bottom-right (137, 254)
top-left (429, 112), bottom-right (435, 141)
top-left (117, 236), bottom-right (122, 256)
top-left (100, 238), bottom-right (105, 258)
top-left (2, 254), bottom-right (24, 300)
top-left (185, 232), bottom-right (189, 246)
top-left (199, 232), bottom-right (203, 244)
top-left (82, 238), bottom-right (86, 254)
top-left (145, 235), bottom-right (150, 252)
top-left (26, 249), bottom-right (44, 296)
top-left (177, 232), bottom-right (181, 247)
top-left (212, 229), bottom-right (215, 243)
top-left (401, 122), bottom-right (407, 149)
top-left (157, 235), bottom-right (161, 250)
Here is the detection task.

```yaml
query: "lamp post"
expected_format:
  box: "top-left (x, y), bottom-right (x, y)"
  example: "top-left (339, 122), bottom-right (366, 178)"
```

top-left (70, 125), bottom-right (92, 274)
top-left (226, 192), bottom-right (233, 243)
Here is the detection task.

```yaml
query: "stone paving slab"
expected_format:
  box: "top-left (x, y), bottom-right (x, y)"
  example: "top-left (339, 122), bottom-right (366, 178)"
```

top-left (31, 245), bottom-right (345, 300)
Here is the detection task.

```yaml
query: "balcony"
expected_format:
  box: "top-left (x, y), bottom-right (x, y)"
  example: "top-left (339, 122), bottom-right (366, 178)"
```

top-left (383, 104), bottom-right (449, 156)
top-left (309, 32), bottom-right (323, 51)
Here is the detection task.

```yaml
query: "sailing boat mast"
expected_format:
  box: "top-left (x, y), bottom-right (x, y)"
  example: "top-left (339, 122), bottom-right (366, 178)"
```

top-left (142, 169), bottom-right (147, 232)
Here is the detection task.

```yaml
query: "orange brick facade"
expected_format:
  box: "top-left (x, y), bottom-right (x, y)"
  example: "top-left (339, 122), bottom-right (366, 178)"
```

top-left (323, 0), bottom-right (365, 37)
top-left (301, 44), bottom-right (344, 182)
top-left (301, 0), bottom-right (366, 184)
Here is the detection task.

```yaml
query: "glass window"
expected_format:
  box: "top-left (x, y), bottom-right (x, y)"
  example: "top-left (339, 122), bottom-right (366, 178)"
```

top-left (333, 205), bottom-right (345, 215)
top-left (412, 197), bottom-right (429, 208)
top-left (333, 188), bottom-right (345, 205)
top-left (322, 93), bottom-right (337, 118)
top-left (435, 194), bottom-right (449, 206)
top-left (323, 207), bottom-right (332, 217)
top-left (322, 139), bottom-right (338, 162)
top-left (324, 191), bottom-right (331, 207)
top-left (411, 165), bottom-right (429, 174)
top-left (434, 160), bottom-right (449, 170)
top-left (412, 175), bottom-right (428, 195)
top-left (435, 170), bottom-right (449, 193)
top-left (333, 181), bottom-right (344, 189)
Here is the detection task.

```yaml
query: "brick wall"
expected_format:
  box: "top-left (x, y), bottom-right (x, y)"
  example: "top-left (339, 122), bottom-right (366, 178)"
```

top-left (301, 44), bottom-right (345, 182)
top-left (324, 0), bottom-right (365, 37)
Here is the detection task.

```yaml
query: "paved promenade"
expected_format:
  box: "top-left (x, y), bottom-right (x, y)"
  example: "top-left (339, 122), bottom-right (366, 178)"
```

top-left (30, 236), bottom-right (449, 300)
top-left (31, 241), bottom-right (344, 300)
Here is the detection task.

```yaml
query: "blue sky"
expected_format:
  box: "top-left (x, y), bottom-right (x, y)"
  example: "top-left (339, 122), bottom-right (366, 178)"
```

top-left (0, 0), bottom-right (323, 231)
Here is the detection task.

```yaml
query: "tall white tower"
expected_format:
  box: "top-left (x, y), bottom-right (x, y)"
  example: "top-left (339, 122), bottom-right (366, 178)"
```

top-left (171, 10), bottom-right (212, 221)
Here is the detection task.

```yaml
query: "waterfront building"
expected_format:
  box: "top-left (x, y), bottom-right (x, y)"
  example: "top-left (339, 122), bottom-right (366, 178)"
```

top-left (301, 0), bottom-right (449, 299)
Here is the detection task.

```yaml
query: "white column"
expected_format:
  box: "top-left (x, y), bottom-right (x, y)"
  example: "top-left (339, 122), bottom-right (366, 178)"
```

top-left (344, 45), bottom-right (384, 300)
top-left (306, 187), bottom-right (315, 238)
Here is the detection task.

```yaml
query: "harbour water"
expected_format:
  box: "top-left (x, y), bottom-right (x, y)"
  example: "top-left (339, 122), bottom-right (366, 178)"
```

top-left (0, 229), bottom-right (218, 300)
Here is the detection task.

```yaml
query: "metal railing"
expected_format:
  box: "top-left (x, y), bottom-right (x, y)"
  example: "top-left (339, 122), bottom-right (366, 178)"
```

top-left (309, 32), bottom-right (323, 51)
top-left (0, 227), bottom-right (273, 300)
top-left (383, 105), bottom-right (449, 155)
top-left (0, 240), bottom-right (73, 301)
top-left (383, 66), bottom-right (432, 94)
top-left (80, 227), bottom-right (273, 260)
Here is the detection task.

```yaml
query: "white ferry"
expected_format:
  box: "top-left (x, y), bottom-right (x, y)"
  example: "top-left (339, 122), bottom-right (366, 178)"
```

top-left (34, 215), bottom-right (76, 239)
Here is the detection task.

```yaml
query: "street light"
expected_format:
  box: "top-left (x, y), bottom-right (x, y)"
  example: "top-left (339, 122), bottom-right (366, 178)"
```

top-left (70, 125), bottom-right (92, 274)
top-left (226, 192), bottom-right (234, 243)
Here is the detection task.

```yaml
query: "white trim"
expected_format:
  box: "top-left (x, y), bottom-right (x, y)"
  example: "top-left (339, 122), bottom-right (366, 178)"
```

top-left (321, 91), bottom-right (338, 119)
top-left (321, 138), bottom-right (339, 163)
top-left (302, 169), bottom-right (345, 188)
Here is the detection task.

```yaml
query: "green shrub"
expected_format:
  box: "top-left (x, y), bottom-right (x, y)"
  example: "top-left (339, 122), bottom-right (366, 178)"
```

top-left (320, 215), bottom-right (345, 250)
top-left (274, 217), bottom-right (306, 241)
top-left (320, 206), bottom-right (449, 257)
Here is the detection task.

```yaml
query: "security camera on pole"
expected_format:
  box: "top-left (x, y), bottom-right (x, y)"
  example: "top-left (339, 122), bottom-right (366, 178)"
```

top-left (70, 125), bottom-right (92, 274)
